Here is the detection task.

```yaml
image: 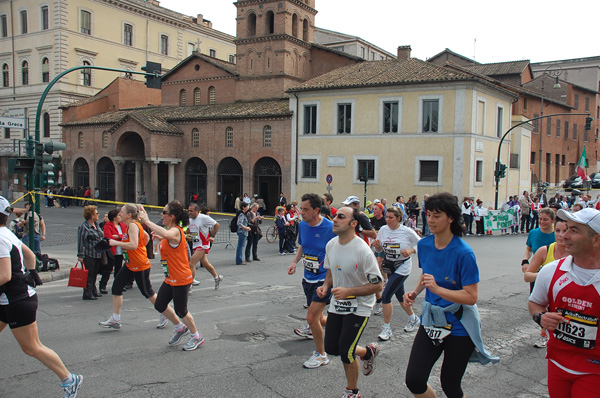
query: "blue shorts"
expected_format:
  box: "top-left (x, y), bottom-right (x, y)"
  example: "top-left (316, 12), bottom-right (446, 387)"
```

top-left (302, 279), bottom-right (331, 306)
top-left (381, 273), bottom-right (408, 304)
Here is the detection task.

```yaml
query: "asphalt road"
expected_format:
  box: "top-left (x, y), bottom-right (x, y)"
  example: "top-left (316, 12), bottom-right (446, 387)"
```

top-left (0, 205), bottom-right (550, 398)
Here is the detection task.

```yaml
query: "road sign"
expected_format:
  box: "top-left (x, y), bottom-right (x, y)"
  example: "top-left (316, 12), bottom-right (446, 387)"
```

top-left (326, 174), bottom-right (333, 184)
top-left (0, 116), bottom-right (26, 129)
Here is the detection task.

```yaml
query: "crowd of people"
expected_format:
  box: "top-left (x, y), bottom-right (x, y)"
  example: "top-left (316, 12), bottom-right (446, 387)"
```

top-left (2, 185), bottom-right (600, 398)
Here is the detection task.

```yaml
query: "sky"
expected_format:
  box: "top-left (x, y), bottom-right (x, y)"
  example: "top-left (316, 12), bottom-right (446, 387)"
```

top-left (161, 0), bottom-right (598, 64)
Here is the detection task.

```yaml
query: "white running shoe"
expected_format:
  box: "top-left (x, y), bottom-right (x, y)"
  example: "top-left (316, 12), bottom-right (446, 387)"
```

top-left (156, 314), bottom-right (168, 329)
top-left (99, 316), bottom-right (121, 330)
top-left (192, 279), bottom-right (201, 286)
top-left (378, 325), bottom-right (392, 341)
top-left (62, 374), bottom-right (83, 398)
top-left (373, 302), bottom-right (383, 315)
top-left (294, 325), bottom-right (313, 339)
top-left (303, 351), bottom-right (330, 369)
top-left (404, 316), bottom-right (420, 332)
top-left (169, 325), bottom-right (189, 345)
top-left (534, 334), bottom-right (548, 348)
top-left (182, 333), bottom-right (205, 351)
top-left (214, 275), bottom-right (223, 290)
top-left (360, 343), bottom-right (379, 376)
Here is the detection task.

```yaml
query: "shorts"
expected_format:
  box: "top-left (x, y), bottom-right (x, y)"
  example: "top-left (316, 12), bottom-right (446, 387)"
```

top-left (548, 360), bottom-right (600, 398)
top-left (111, 267), bottom-right (155, 298)
top-left (302, 279), bottom-right (331, 306)
top-left (324, 312), bottom-right (369, 364)
top-left (155, 282), bottom-right (190, 319)
top-left (381, 273), bottom-right (408, 304)
top-left (193, 246), bottom-right (210, 255)
top-left (0, 295), bottom-right (38, 329)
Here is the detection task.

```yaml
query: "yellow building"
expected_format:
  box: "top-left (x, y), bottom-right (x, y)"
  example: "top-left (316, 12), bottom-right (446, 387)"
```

top-left (0, 0), bottom-right (235, 144)
top-left (288, 50), bottom-right (531, 207)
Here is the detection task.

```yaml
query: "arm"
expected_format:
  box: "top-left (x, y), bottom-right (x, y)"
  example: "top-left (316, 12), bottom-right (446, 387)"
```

top-left (287, 245), bottom-right (304, 275)
top-left (524, 246), bottom-right (547, 282)
top-left (330, 280), bottom-right (382, 300)
top-left (137, 207), bottom-right (180, 242)
top-left (404, 273), bottom-right (426, 306)
top-left (110, 222), bottom-right (140, 250)
top-left (528, 301), bottom-right (564, 332)
top-left (77, 223), bottom-right (85, 262)
top-left (422, 276), bottom-right (478, 305)
top-left (211, 222), bottom-right (220, 237)
top-left (316, 269), bottom-right (333, 297)
top-left (0, 257), bottom-right (10, 286)
top-left (40, 216), bottom-right (46, 241)
top-left (522, 246), bottom-right (533, 270)
top-left (21, 243), bottom-right (36, 270)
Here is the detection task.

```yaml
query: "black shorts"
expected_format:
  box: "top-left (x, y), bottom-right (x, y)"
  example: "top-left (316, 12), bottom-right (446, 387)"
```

top-left (324, 312), bottom-right (369, 364)
top-left (155, 283), bottom-right (190, 319)
top-left (302, 279), bottom-right (331, 306)
top-left (0, 295), bottom-right (38, 329)
top-left (111, 267), bottom-right (154, 298)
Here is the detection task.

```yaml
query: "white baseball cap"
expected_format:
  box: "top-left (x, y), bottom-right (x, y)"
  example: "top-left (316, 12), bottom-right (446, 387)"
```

top-left (373, 199), bottom-right (381, 204)
top-left (0, 196), bottom-right (13, 216)
top-left (341, 196), bottom-right (360, 205)
top-left (558, 208), bottom-right (600, 234)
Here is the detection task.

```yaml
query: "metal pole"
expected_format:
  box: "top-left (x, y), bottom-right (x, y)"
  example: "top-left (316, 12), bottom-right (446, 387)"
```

top-left (538, 80), bottom-right (544, 187)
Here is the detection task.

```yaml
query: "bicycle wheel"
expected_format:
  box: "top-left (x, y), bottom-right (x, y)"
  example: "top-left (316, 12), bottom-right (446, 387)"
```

top-left (266, 226), bottom-right (277, 243)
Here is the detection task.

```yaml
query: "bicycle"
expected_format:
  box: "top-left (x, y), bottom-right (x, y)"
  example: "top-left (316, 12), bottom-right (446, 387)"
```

top-left (265, 225), bottom-right (278, 243)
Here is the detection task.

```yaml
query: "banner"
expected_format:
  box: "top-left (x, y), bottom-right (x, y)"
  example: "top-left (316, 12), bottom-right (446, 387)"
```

top-left (483, 206), bottom-right (519, 232)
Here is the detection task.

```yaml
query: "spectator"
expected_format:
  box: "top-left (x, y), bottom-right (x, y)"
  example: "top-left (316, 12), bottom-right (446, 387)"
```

top-left (77, 205), bottom-right (105, 300)
top-left (245, 203), bottom-right (263, 262)
top-left (519, 191), bottom-right (532, 233)
top-left (461, 197), bottom-right (473, 236)
top-left (20, 203), bottom-right (45, 254)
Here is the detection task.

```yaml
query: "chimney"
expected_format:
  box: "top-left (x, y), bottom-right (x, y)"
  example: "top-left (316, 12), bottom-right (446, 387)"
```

top-left (397, 45), bottom-right (411, 61)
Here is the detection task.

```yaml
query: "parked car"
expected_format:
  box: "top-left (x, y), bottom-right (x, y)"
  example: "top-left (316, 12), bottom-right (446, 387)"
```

top-left (563, 175), bottom-right (591, 190)
top-left (591, 172), bottom-right (600, 189)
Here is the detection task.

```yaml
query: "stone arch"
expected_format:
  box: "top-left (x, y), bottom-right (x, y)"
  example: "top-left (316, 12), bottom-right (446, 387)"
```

top-left (253, 157), bottom-right (281, 215)
top-left (292, 14), bottom-right (298, 38)
top-left (265, 10), bottom-right (275, 34)
top-left (302, 18), bottom-right (309, 41)
top-left (185, 157), bottom-right (207, 206)
top-left (73, 157), bottom-right (89, 188)
top-left (116, 131), bottom-right (145, 159)
top-left (247, 12), bottom-right (256, 37)
top-left (97, 157), bottom-right (115, 201)
top-left (217, 157), bottom-right (243, 212)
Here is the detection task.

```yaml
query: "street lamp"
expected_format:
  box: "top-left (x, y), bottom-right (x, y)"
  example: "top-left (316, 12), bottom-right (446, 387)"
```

top-left (538, 65), bottom-right (562, 189)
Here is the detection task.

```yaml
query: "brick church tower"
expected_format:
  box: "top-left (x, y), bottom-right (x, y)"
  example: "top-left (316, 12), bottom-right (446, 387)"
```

top-left (234, 0), bottom-right (317, 100)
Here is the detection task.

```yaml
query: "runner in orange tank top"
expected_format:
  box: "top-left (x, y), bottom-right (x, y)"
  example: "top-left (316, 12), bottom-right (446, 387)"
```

top-left (138, 201), bottom-right (204, 351)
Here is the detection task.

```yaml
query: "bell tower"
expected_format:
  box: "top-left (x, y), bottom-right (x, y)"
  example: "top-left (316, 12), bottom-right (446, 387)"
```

top-left (234, 0), bottom-right (317, 100)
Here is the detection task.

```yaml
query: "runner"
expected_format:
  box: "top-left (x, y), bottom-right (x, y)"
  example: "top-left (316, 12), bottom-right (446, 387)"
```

top-left (529, 208), bottom-right (600, 398)
top-left (404, 192), bottom-right (498, 398)
top-left (99, 204), bottom-right (181, 332)
top-left (524, 218), bottom-right (568, 348)
top-left (287, 193), bottom-right (336, 369)
top-left (316, 205), bottom-right (383, 398)
top-left (0, 196), bottom-right (83, 398)
top-left (341, 196), bottom-right (377, 244)
top-left (187, 203), bottom-right (223, 290)
top-left (138, 202), bottom-right (204, 351)
top-left (522, 208), bottom-right (556, 291)
top-left (372, 206), bottom-right (420, 341)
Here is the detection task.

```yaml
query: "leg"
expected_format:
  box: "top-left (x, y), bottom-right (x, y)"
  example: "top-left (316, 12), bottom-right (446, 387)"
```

top-left (171, 285), bottom-right (198, 334)
top-left (406, 326), bottom-right (444, 396)
top-left (338, 314), bottom-right (370, 391)
top-left (307, 302), bottom-right (327, 355)
top-left (82, 256), bottom-right (98, 298)
top-left (438, 335), bottom-right (475, 398)
top-left (278, 231), bottom-right (285, 253)
top-left (199, 252), bottom-right (218, 278)
top-left (189, 249), bottom-right (203, 280)
top-left (244, 233), bottom-right (252, 261)
top-left (236, 233), bottom-right (246, 264)
top-left (154, 283), bottom-right (181, 325)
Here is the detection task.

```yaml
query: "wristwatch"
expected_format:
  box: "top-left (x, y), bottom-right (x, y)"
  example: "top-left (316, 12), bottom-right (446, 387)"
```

top-left (532, 312), bottom-right (546, 326)
top-left (521, 259), bottom-right (529, 266)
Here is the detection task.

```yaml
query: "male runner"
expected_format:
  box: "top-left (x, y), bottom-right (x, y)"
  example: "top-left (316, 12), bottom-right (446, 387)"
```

top-left (187, 203), bottom-right (223, 289)
top-left (287, 193), bottom-right (336, 369)
top-left (317, 206), bottom-right (383, 398)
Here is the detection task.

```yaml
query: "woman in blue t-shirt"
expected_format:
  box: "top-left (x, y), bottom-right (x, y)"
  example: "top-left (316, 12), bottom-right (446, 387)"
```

top-left (403, 192), bottom-right (480, 398)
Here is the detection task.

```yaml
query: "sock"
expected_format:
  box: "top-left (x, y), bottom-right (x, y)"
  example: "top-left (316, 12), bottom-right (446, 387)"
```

top-left (176, 323), bottom-right (186, 331)
top-left (113, 313), bottom-right (121, 321)
top-left (191, 332), bottom-right (200, 339)
top-left (362, 348), bottom-right (373, 361)
top-left (61, 373), bottom-right (74, 386)
top-left (383, 323), bottom-right (390, 329)
top-left (410, 314), bottom-right (418, 320)
top-left (346, 388), bottom-right (359, 394)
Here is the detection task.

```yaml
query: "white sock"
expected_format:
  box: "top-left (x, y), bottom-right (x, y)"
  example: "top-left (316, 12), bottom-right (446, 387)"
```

top-left (383, 323), bottom-right (391, 328)
top-left (176, 322), bottom-right (186, 331)
top-left (61, 373), bottom-right (74, 386)
top-left (113, 313), bottom-right (121, 321)
top-left (410, 314), bottom-right (418, 320)
top-left (191, 332), bottom-right (200, 339)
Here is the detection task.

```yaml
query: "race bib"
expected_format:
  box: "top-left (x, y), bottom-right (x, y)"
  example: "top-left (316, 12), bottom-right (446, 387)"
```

top-left (161, 260), bottom-right (169, 278)
top-left (303, 255), bottom-right (321, 274)
top-left (190, 232), bottom-right (199, 243)
top-left (333, 297), bottom-right (358, 313)
top-left (554, 308), bottom-right (598, 349)
top-left (384, 243), bottom-right (402, 259)
top-left (123, 250), bottom-right (129, 264)
top-left (424, 325), bottom-right (452, 342)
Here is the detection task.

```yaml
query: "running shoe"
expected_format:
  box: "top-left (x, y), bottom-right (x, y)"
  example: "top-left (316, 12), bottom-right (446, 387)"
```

top-left (360, 343), bottom-right (379, 376)
top-left (404, 316), bottom-right (420, 332)
top-left (192, 279), bottom-right (201, 286)
top-left (342, 388), bottom-right (362, 398)
top-left (534, 333), bottom-right (548, 348)
top-left (294, 325), bottom-right (313, 339)
top-left (169, 325), bottom-right (190, 345)
top-left (156, 314), bottom-right (168, 329)
top-left (62, 374), bottom-right (83, 398)
top-left (214, 275), bottom-right (224, 290)
top-left (99, 316), bottom-right (121, 330)
top-left (373, 302), bottom-right (383, 315)
top-left (302, 351), bottom-right (330, 369)
top-left (378, 325), bottom-right (392, 341)
top-left (188, 285), bottom-right (193, 295)
top-left (182, 333), bottom-right (205, 351)
top-left (303, 303), bottom-right (309, 309)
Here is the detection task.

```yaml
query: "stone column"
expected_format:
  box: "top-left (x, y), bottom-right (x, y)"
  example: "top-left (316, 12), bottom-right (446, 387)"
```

top-left (168, 162), bottom-right (176, 203)
top-left (150, 161), bottom-right (159, 206)
top-left (114, 160), bottom-right (124, 203)
top-left (135, 160), bottom-right (143, 199)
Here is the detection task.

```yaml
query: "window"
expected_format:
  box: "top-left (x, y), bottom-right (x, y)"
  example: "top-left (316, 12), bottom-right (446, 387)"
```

top-left (42, 112), bottom-right (50, 138)
top-left (292, 14), bottom-right (298, 38)
top-left (357, 159), bottom-right (375, 181)
top-left (209, 49), bottom-right (216, 58)
top-left (265, 11), bottom-right (274, 34)
top-left (565, 121), bottom-right (569, 140)
top-left (21, 60), bottom-right (28, 85)
top-left (225, 127), bottom-right (233, 147)
top-left (187, 42), bottom-right (195, 56)
top-left (80, 10), bottom-right (91, 34)
top-left (419, 160), bottom-right (439, 182)
top-left (20, 10), bottom-right (27, 34)
top-left (574, 94), bottom-right (579, 109)
top-left (303, 18), bottom-right (309, 41)
top-left (1, 15), bottom-right (7, 37)
top-left (247, 12), bottom-right (256, 36)
top-left (42, 57), bottom-right (49, 82)
top-left (510, 153), bottom-right (519, 169)
top-left (556, 119), bottom-right (561, 138)
top-left (531, 151), bottom-right (536, 164)
top-left (209, 86), bottom-right (215, 104)
top-left (78, 132), bottom-right (83, 149)
top-left (371, 51), bottom-right (375, 60)
top-left (546, 117), bottom-right (552, 136)
top-left (475, 160), bottom-right (483, 182)
top-left (2, 63), bottom-right (8, 87)
top-left (193, 88), bottom-right (201, 105)
top-left (337, 103), bottom-right (351, 134)
top-left (228, 54), bottom-right (235, 63)
top-left (496, 106), bottom-right (503, 138)
top-left (191, 128), bottom-right (199, 147)
top-left (584, 127), bottom-right (589, 142)
top-left (263, 125), bottom-right (272, 147)
top-left (562, 155), bottom-right (566, 166)
top-left (304, 105), bottom-right (317, 135)
top-left (302, 159), bottom-right (317, 179)
top-left (533, 113), bottom-right (539, 133)
top-left (41, 6), bottom-right (49, 30)
top-left (123, 23), bottom-right (133, 46)
top-left (81, 61), bottom-right (91, 86)
top-left (179, 89), bottom-right (187, 106)
top-left (573, 123), bottom-right (578, 141)
top-left (361, 47), bottom-right (365, 58)
top-left (585, 97), bottom-right (590, 112)
top-left (102, 131), bottom-right (108, 148)
top-left (477, 100), bottom-right (485, 135)
top-left (3, 128), bottom-right (9, 139)
top-left (160, 34), bottom-right (169, 55)
top-left (422, 99), bottom-right (439, 133)
top-left (383, 101), bottom-right (399, 133)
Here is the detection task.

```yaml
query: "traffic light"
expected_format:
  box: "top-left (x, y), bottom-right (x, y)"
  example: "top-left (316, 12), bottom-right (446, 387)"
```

top-left (141, 61), bottom-right (162, 89)
top-left (499, 163), bottom-right (507, 178)
top-left (585, 116), bottom-right (593, 131)
top-left (8, 157), bottom-right (35, 174)
top-left (34, 141), bottom-right (66, 187)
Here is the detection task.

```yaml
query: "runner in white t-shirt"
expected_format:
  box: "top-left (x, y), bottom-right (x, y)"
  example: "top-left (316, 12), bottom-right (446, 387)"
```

top-left (187, 204), bottom-right (223, 290)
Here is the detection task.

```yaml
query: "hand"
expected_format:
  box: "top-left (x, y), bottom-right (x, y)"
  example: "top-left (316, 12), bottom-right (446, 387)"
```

top-left (316, 286), bottom-right (327, 298)
top-left (331, 287), bottom-right (350, 300)
top-left (108, 239), bottom-right (116, 247)
top-left (540, 312), bottom-right (565, 332)
top-left (400, 248), bottom-right (412, 257)
top-left (77, 257), bottom-right (83, 263)
top-left (521, 264), bottom-right (529, 273)
top-left (137, 205), bottom-right (149, 223)
top-left (41, 235), bottom-right (45, 241)
top-left (372, 239), bottom-right (382, 251)
top-left (27, 269), bottom-right (43, 287)
top-left (403, 291), bottom-right (417, 307)
top-left (422, 273), bottom-right (439, 294)
top-left (287, 263), bottom-right (296, 275)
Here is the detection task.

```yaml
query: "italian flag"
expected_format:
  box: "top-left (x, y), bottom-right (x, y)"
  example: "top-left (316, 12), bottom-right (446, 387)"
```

top-left (576, 146), bottom-right (588, 179)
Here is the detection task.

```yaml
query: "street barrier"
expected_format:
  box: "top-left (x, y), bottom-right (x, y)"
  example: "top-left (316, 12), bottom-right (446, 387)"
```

top-left (212, 219), bottom-right (235, 250)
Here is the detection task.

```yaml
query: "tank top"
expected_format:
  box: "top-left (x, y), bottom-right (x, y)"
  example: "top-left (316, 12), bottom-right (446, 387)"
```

top-left (541, 243), bottom-right (557, 269)
top-left (122, 221), bottom-right (150, 271)
top-left (159, 226), bottom-right (192, 286)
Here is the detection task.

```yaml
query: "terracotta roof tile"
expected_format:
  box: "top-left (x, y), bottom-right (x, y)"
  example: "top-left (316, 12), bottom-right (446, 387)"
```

top-left (464, 60), bottom-right (530, 76)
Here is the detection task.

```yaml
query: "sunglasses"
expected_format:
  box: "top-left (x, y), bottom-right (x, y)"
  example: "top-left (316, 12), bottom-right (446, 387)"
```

top-left (333, 213), bottom-right (353, 221)
top-left (162, 210), bottom-right (170, 215)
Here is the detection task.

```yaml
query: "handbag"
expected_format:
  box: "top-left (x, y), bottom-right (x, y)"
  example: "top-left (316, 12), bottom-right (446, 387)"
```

top-left (68, 261), bottom-right (88, 288)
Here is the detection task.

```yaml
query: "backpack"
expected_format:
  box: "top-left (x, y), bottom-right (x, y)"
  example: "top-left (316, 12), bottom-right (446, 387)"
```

top-left (230, 212), bottom-right (240, 233)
